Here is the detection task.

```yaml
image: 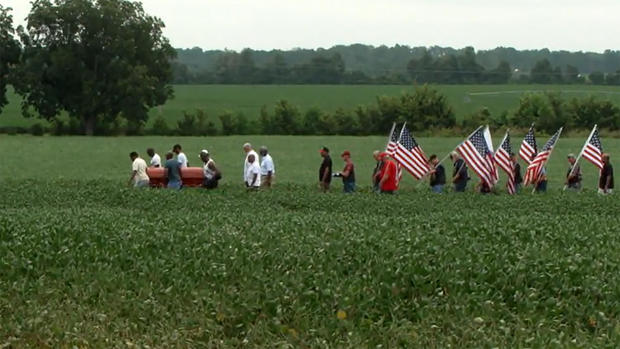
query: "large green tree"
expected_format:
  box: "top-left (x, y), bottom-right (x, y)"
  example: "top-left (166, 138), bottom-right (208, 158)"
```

top-left (13, 0), bottom-right (175, 135)
top-left (0, 5), bottom-right (21, 113)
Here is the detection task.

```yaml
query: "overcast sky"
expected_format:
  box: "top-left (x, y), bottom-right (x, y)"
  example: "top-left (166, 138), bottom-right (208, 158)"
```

top-left (3, 0), bottom-right (619, 52)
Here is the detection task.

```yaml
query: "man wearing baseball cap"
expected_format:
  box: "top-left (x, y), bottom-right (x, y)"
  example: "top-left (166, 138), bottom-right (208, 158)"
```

top-left (335, 150), bottom-right (355, 193)
top-left (318, 146), bottom-right (332, 192)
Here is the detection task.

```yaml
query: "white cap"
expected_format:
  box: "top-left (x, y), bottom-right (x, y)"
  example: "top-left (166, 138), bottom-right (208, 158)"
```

top-left (198, 149), bottom-right (209, 158)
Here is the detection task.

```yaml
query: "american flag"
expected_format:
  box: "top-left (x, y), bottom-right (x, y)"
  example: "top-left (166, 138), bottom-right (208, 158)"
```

top-left (457, 127), bottom-right (495, 186)
top-left (581, 126), bottom-right (604, 169)
top-left (483, 126), bottom-right (499, 185)
top-left (494, 131), bottom-right (516, 194)
top-left (523, 128), bottom-right (563, 186)
top-left (519, 126), bottom-right (537, 164)
top-left (393, 126), bottom-right (430, 180)
top-left (386, 124), bottom-right (400, 155)
top-left (385, 124), bottom-right (402, 181)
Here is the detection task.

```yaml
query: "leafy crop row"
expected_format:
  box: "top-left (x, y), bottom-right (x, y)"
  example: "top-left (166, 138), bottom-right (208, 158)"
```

top-left (1, 181), bottom-right (619, 347)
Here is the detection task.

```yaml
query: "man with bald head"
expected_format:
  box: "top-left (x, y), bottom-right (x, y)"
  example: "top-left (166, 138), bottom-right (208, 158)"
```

top-left (243, 142), bottom-right (259, 183)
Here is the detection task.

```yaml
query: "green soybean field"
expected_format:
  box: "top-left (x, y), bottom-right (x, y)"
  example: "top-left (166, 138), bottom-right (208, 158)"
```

top-left (1, 135), bottom-right (619, 347)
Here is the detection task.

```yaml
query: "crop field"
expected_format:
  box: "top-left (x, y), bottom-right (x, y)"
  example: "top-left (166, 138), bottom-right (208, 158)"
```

top-left (3, 84), bottom-right (620, 128)
top-left (1, 135), bottom-right (619, 347)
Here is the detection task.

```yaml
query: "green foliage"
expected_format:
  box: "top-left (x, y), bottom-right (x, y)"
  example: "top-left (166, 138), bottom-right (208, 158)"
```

top-left (150, 115), bottom-right (170, 136)
top-left (0, 5), bottom-right (20, 113)
top-left (1, 177), bottom-right (619, 347)
top-left (589, 71), bottom-right (605, 85)
top-left (29, 122), bottom-right (45, 136)
top-left (177, 109), bottom-right (218, 136)
top-left (12, 0), bottom-right (175, 135)
top-left (174, 45), bottom-right (620, 86)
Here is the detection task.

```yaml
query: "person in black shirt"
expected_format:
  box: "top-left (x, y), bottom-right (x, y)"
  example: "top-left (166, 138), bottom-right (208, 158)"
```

top-left (451, 152), bottom-right (469, 192)
top-left (319, 146), bottom-right (332, 192)
top-left (428, 154), bottom-right (446, 193)
top-left (599, 153), bottom-right (614, 195)
top-left (511, 153), bottom-right (522, 192)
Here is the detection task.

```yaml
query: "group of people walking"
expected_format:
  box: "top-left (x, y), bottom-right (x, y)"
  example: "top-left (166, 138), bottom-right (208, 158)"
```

top-left (319, 147), bottom-right (614, 194)
top-left (128, 144), bottom-right (222, 189)
top-left (128, 143), bottom-right (275, 190)
top-left (128, 142), bottom-right (613, 194)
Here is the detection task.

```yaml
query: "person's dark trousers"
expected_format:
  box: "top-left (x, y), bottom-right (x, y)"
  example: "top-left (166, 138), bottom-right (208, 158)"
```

top-left (454, 182), bottom-right (467, 192)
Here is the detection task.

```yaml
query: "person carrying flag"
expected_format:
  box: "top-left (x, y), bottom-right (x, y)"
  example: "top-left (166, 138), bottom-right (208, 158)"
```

top-left (451, 152), bottom-right (469, 192)
top-left (428, 154), bottom-right (446, 193)
top-left (511, 153), bottom-right (522, 192)
top-left (565, 153), bottom-right (582, 191)
top-left (378, 152), bottom-right (398, 194)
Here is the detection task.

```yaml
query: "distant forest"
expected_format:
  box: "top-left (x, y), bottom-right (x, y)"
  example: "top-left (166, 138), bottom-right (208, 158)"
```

top-left (172, 45), bottom-right (620, 85)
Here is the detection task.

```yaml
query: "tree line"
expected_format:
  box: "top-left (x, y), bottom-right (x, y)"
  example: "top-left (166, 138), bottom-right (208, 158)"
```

top-left (5, 85), bottom-right (620, 137)
top-left (3, 1), bottom-right (620, 137)
top-left (173, 46), bottom-right (620, 85)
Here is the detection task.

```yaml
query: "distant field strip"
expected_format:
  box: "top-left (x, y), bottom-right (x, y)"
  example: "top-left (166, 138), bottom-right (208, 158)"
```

top-left (469, 89), bottom-right (620, 96)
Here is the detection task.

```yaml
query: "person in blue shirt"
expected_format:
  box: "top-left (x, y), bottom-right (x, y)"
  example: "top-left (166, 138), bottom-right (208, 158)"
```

top-left (164, 152), bottom-right (182, 189)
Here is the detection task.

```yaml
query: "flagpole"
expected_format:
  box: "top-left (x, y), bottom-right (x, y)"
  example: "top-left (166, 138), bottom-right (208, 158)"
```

top-left (384, 122), bottom-right (396, 151)
top-left (397, 122), bottom-right (407, 142)
top-left (421, 126), bottom-right (483, 190)
top-left (531, 127), bottom-right (564, 194)
top-left (563, 124), bottom-right (597, 191)
top-left (436, 125), bottom-right (483, 167)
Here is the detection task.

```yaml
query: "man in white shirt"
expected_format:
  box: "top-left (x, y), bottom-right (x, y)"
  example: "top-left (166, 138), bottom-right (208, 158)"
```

top-left (147, 148), bottom-right (161, 167)
top-left (128, 151), bottom-right (150, 187)
top-left (243, 142), bottom-right (259, 181)
top-left (259, 146), bottom-right (275, 188)
top-left (245, 154), bottom-right (261, 189)
top-left (173, 144), bottom-right (188, 167)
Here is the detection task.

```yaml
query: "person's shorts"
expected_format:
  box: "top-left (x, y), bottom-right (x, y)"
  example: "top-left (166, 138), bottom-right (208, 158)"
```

top-left (203, 178), bottom-right (218, 189)
top-left (454, 182), bottom-right (467, 192)
top-left (135, 179), bottom-right (150, 188)
top-left (167, 181), bottom-right (182, 190)
top-left (343, 181), bottom-right (355, 193)
top-left (260, 175), bottom-right (274, 187)
top-left (535, 180), bottom-right (547, 192)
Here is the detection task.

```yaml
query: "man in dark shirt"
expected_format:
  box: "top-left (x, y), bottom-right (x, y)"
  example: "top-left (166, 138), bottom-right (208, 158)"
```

top-left (428, 154), bottom-right (446, 193)
top-left (599, 153), bottom-right (614, 195)
top-left (451, 152), bottom-right (469, 192)
top-left (511, 153), bottom-right (522, 192)
top-left (319, 146), bottom-right (332, 192)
